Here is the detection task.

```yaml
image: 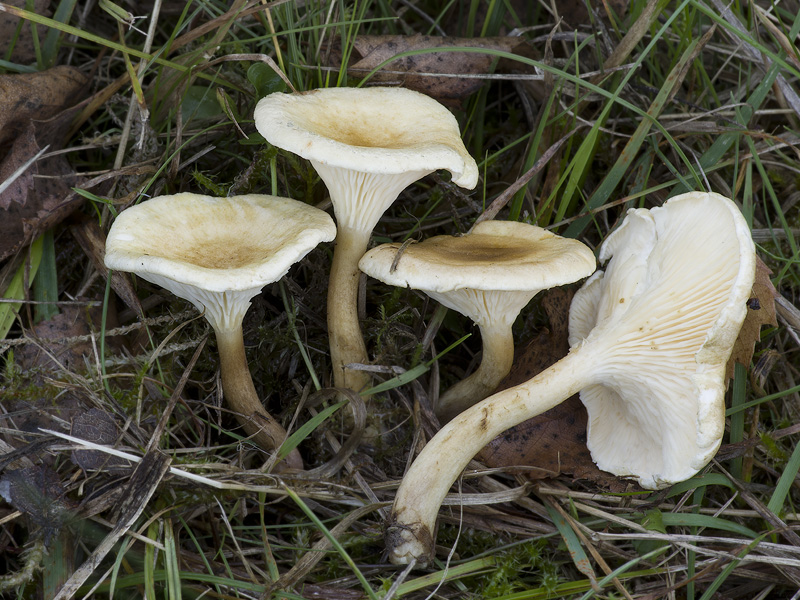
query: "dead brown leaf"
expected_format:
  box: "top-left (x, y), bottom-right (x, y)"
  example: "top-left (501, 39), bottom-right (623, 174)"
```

top-left (71, 409), bottom-right (132, 473)
top-left (15, 300), bottom-right (120, 373)
top-left (726, 256), bottom-right (778, 379)
top-left (0, 66), bottom-right (88, 146)
top-left (478, 289), bottom-right (624, 488)
top-left (0, 0), bottom-right (50, 64)
top-left (0, 103), bottom-right (87, 261)
top-left (551, 0), bottom-right (628, 28)
top-left (70, 215), bottom-right (145, 320)
top-left (343, 34), bottom-right (532, 106)
top-left (0, 464), bottom-right (75, 533)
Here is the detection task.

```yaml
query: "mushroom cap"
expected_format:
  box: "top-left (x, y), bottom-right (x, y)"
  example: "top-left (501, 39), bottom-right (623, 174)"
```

top-left (104, 193), bottom-right (336, 330)
top-left (568, 191), bottom-right (756, 489)
top-left (360, 220), bottom-right (596, 292)
top-left (254, 86), bottom-right (479, 189)
top-left (359, 220), bottom-right (596, 326)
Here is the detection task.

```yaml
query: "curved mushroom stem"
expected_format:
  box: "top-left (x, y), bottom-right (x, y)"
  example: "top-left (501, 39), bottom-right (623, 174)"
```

top-left (436, 320), bottom-right (515, 422)
top-left (328, 227), bottom-right (373, 394)
top-left (314, 162), bottom-right (432, 397)
top-left (386, 347), bottom-right (593, 566)
top-left (215, 326), bottom-right (304, 470)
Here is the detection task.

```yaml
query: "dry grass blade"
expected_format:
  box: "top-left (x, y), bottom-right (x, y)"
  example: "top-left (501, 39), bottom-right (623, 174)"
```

top-left (708, 0), bottom-right (800, 119)
top-left (51, 451), bottom-right (171, 600)
top-left (472, 129), bottom-right (579, 226)
top-left (264, 503), bottom-right (383, 595)
top-left (594, 0), bottom-right (662, 78)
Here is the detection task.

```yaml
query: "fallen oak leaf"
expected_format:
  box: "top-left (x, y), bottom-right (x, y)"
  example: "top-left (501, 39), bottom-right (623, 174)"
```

top-left (342, 34), bottom-right (538, 106)
top-left (0, 66), bottom-right (88, 146)
top-left (0, 103), bottom-right (87, 261)
top-left (0, 465), bottom-right (75, 538)
top-left (71, 409), bottom-right (132, 473)
top-left (15, 298), bottom-right (122, 374)
top-left (725, 256), bottom-right (777, 379)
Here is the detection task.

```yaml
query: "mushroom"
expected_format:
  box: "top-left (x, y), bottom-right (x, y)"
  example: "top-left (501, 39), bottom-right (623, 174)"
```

top-left (254, 87), bottom-right (478, 394)
top-left (385, 191), bottom-right (756, 565)
top-left (358, 220), bottom-right (596, 421)
top-left (104, 193), bottom-right (336, 469)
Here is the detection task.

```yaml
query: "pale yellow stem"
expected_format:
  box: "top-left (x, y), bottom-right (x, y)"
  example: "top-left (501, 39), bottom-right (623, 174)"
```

top-left (216, 326), bottom-right (303, 470)
top-left (436, 320), bottom-right (515, 422)
top-left (386, 347), bottom-right (593, 565)
top-left (328, 227), bottom-right (372, 394)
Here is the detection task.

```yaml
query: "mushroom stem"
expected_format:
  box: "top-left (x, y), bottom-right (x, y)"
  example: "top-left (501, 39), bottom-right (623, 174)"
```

top-left (328, 226), bottom-right (373, 394)
top-left (215, 326), bottom-right (304, 470)
top-left (436, 319), bottom-right (515, 422)
top-left (386, 347), bottom-right (593, 565)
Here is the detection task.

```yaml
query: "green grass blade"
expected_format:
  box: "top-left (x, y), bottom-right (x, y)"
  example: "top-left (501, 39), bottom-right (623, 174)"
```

top-left (32, 229), bottom-right (58, 323)
top-left (698, 535), bottom-right (767, 600)
top-left (279, 281), bottom-right (321, 391)
top-left (544, 502), bottom-right (595, 583)
top-left (144, 520), bottom-right (159, 600)
top-left (283, 487), bottom-right (380, 600)
top-left (361, 333), bottom-right (471, 396)
top-left (667, 473), bottom-right (736, 496)
top-left (0, 4), bottom-right (200, 75)
top-left (564, 27), bottom-right (705, 237)
top-left (767, 439), bottom-right (800, 516)
top-left (729, 362), bottom-right (747, 479)
top-left (393, 557), bottom-right (497, 596)
top-left (164, 519), bottom-right (182, 600)
top-left (41, 0), bottom-right (78, 67)
top-left (0, 236), bottom-right (43, 339)
top-left (278, 400), bottom-right (346, 461)
top-left (658, 512), bottom-right (757, 538)
top-left (579, 546), bottom-right (668, 600)
top-left (362, 363), bottom-right (429, 396)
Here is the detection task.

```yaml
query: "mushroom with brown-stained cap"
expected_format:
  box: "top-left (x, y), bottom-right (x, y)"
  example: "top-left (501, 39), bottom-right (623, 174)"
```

top-left (358, 220), bottom-right (596, 421)
top-left (384, 191), bottom-right (757, 566)
top-left (104, 193), bottom-right (336, 470)
top-left (254, 86), bottom-right (478, 395)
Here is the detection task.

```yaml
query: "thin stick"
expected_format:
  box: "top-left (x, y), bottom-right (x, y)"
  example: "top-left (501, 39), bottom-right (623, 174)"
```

top-left (472, 129), bottom-right (578, 227)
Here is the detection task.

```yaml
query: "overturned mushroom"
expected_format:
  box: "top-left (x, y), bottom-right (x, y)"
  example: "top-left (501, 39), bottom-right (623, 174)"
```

top-left (358, 220), bottom-right (596, 421)
top-left (104, 193), bottom-right (336, 469)
top-left (386, 191), bottom-right (756, 565)
top-left (254, 87), bottom-right (478, 394)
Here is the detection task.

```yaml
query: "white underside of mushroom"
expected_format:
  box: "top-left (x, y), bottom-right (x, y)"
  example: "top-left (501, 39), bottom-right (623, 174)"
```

top-left (570, 193), bottom-right (751, 488)
top-left (138, 272), bottom-right (259, 334)
top-left (317, 163), bottom-right (433, 393)
top-left (312, 162), bottom-right (431, 234)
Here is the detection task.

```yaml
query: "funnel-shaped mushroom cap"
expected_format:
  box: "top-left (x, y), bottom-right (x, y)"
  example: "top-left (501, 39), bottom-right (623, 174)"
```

top-left (568, 191), bottom-right (756, 488)
top-left (104, 193), bottom-right (336, 331)
top-left (254, 87), bottom-right (478, 188)
top-left (359, 220), bottom-right (596, 325)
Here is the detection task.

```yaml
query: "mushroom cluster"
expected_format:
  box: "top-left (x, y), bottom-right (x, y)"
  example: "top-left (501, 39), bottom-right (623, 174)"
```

top-left (102, 84), bottom-right (757, 573)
